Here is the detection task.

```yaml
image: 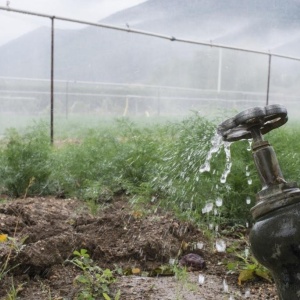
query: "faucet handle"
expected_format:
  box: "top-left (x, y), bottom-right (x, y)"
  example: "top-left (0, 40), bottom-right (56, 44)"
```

top-left (217, 104), bottom-right (288, 142)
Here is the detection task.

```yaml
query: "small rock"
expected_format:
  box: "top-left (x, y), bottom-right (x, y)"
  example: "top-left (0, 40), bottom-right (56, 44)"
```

top-left (179, 253), bottom-right (206, 270)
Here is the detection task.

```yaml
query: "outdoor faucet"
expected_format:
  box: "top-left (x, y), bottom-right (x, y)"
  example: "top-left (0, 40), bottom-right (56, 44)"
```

top-left (218, 104), bottom-right (300, 300)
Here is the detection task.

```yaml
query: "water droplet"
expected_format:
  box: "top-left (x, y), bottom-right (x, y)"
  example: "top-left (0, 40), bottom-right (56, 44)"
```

top-left (247, 178), bottom-right (252, 185)
top-left (198, 274), bottom-right (205, 285)
top-left (246, 171), bottom-right (250, 177)
top-left (247, 139), bottom-right (252, 151)
top-left (244, 288), bottom-right (251, 298)
top-left (215, 197), bottom-right (223, 207)
top-left (245, 248), bottom-right (249, 258)
top-left (246, 196), bottom-right (251, 204)
top-left (216, 239), bottom-right (226, 252)
top-left (223, 278), bottom-right (229, 293)
top-left (202, 202), bottom-right (214, 214)
top-left (200, 133), bottom-right (223, 173)
top-left (220, 142), bottom-right (232, 184)
top-left (196, 242), bottom-right (204, 249)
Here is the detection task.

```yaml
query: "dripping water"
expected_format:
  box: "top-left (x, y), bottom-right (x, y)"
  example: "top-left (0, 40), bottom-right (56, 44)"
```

top-left (220, 141), bottom-right (232, 184)
top-left (199, 133), bottom-right (223, 173)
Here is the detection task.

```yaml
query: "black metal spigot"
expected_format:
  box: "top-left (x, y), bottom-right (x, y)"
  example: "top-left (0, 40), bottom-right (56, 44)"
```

top-left (217, 104), bottom-right (300, 219)
top-left (218, 105), bottom-right (300, 300)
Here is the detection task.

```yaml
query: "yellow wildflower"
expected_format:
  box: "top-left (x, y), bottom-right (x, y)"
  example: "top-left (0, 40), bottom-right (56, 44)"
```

top-left (0, 234), bottom-right (8, 243)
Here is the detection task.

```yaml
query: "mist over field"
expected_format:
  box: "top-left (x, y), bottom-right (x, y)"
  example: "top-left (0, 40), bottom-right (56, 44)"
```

top-left (0, 0), bottom-right (299, 128)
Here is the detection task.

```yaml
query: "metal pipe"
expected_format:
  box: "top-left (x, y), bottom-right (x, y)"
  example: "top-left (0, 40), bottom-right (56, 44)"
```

top-left (50, 17), bottom-right (54, 145)
top-left (266, 54), bottom-right (272, 106)
top-left (1, 6), bottom-right (300, 62)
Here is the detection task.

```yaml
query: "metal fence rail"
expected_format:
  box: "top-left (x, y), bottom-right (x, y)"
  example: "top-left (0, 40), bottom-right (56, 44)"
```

top-left (0, 6), bottom-right (300, 142)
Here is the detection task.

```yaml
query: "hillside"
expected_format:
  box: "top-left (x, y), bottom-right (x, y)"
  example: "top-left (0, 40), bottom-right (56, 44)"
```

top-left (0, 0), bottom-right (299, 87)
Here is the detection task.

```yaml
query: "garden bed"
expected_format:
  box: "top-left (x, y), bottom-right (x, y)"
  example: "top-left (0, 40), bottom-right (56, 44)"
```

top-left (0, 196), bottom-right (278, 299)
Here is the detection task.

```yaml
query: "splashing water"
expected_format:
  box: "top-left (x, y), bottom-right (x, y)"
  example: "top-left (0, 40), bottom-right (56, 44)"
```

top-left (200, 133), bottom-right (223, 173)
top-left (198, 274), bottom-right (205, 285)
top-left (247, 139), bottom-right (252, 151)
top-left (215, 197), bottom-right (223, 207)
top-left (220, 141), bottom-right (232, 184)
top-left (199, 132), bottom-right (232, 183)
top-left (216, 239), bottom-right (226, 252)
top-left (246, 196), bottom-right (251, 204)
top-left (245, 165), bottom-right (250, 177)
top-left (247, 178), bottom-right (252, 185)
top-left (223, 278), bottom-right (229, 293)
top-left (244, 288), bottom-right (251, 298)
top-left (196, 242), bottom-right (204, 249)
top-left (202, 202), bottom-right (214, 214)
top-left (245, 248), bottom-right (249, 258)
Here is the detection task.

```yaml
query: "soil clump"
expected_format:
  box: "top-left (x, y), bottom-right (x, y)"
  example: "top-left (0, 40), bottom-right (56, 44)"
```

top-left (0, 197), bottom-right (278, 299)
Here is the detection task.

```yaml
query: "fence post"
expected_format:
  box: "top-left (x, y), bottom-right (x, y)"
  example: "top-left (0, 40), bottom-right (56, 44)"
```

top-left (65, 80), bottom-right (69, 119)
top-left (217, 48), bottom-right (222, 93)
top-left (50, 16), bottom-right (55, 144)
top-left (266, 54), bottom-right (272, 106)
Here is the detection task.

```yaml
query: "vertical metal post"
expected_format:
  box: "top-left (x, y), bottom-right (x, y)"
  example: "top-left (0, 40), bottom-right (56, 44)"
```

top-left (157, 87), bottom-right (160, 116)
top-left (266, 54), bottom-right (272, 106)
top-left (50, 17), bottom-right (55, 144)
top-left (217, 48), bottom-right (222, 92)
top-left (65, 81), bottom-right (69, 119)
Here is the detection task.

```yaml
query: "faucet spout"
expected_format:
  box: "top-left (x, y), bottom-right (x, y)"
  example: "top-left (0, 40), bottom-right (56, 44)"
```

top-left (217, 104), bottom-right (300, 300)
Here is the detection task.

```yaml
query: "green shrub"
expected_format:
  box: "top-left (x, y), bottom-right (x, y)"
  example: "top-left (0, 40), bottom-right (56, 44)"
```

top-left (0, 123), bottom-right (51, 197)
top-left (265, 124), bottom-right (300, 183)
top-left (151, 113), bottom-right (260, 224)
top-left (49, 118), bottom-right (162, 201)
top-left (1, 115), bottom-right (299, 227)
top-left (49, 128), bottom-right (120, 199)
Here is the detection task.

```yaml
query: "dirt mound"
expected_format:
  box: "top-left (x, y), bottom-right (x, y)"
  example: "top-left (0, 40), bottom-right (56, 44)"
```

top-left (0, 197), bottom-right (211, 298)
top-left (0, 197), bottom-right (278, 299)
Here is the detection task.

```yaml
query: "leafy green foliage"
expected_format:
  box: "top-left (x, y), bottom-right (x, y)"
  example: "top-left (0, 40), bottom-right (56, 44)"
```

top-left (66, 249), bottom-right (120, 300)
top-left (49, 118), bottom-right (161, 201)
top-left (0, 123), bottom-right (51, 197)
top-left (150, 113), bottom-right (260, 223)
top-left (0, 115), bottom-right (300, 226)
top-left (265, 124), bottom-right (300, 182)
top-left (226, 235), bottom-right (272, 285)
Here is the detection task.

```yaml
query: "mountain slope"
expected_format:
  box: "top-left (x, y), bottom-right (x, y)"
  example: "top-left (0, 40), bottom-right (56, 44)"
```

top-left (0, 0), bottom-right (299, 84)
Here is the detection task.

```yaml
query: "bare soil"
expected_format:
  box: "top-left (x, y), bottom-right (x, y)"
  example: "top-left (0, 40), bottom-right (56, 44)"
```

top-left (0, 196), bottom-right (278, 299)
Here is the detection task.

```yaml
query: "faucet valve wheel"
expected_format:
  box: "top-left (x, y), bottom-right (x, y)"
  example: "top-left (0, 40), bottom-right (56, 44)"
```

top-left (217, 104), bottom-right (287, 142)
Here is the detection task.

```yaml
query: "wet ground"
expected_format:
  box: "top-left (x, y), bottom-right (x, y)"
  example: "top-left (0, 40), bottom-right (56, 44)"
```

top-left (0, 197), bottom-right (278, 299)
